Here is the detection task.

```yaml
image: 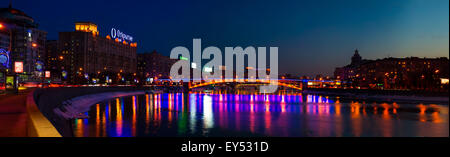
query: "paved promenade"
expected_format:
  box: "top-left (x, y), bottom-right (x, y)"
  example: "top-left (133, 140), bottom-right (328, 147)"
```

top-left (1, 87), bottom-right (151, 137)
top-left (0, 89), bottom-right (31, 137)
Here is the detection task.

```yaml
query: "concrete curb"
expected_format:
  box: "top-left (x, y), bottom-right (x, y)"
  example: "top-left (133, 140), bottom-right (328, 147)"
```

top-left (26, 89), bottom-right (62, 137)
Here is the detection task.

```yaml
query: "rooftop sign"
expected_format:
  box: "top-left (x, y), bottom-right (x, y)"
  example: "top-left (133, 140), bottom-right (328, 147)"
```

top-left (111, 28), bottom-right (133, 42)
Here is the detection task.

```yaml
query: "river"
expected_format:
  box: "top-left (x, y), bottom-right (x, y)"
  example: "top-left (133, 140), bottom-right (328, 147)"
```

top-left (72, 92), bottom-right (448, 137)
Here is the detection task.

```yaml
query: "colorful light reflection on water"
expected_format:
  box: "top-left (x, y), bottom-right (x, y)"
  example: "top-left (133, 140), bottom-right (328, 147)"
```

top-left (72, 93), bottom-right (448, 137)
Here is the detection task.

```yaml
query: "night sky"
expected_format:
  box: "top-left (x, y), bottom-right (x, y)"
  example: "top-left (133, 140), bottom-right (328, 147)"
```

top-left (2, 0), bottom-right (449, 76)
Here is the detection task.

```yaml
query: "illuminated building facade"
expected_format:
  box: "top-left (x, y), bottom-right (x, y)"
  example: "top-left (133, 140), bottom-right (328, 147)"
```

top-left (58, 22), bottom-right (137, 83)
top-left (45, 40), bottom-right (60, 80)
top-left (0, 6), bottom-right (47, 81)
top-left (335, 50), bottom-right (449, 90)
top-left (137, 50), bottom-right (177, 81)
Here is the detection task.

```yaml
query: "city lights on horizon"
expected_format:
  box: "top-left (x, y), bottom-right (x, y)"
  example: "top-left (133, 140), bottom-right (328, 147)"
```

top-left (0, 1), bottom-right (449, 146)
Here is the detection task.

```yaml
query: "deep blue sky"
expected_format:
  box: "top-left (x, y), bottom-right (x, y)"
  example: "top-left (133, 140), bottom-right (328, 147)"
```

top-left (3, 0), bottom-right (448, 76)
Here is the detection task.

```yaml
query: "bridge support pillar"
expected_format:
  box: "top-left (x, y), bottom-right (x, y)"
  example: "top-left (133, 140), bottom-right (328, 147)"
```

top-left (231, 83), bottom-right (237, 94)
top-left (182, 82), bottom-right (190, 94)
top-left (182, 82), bottom-right (190, 108)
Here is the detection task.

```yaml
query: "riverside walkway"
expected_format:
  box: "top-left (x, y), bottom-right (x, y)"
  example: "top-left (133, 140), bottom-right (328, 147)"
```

top-left (0, 90), bottom-right (30, 137)
top-left (1, 88), bottom-right (61, 137)
top-left (1, 86), bottom-right (152, 137)
top-left (1, 86), bottom-right (155, 137)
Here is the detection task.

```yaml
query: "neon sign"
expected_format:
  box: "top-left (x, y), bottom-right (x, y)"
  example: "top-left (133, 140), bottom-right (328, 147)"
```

top-left (62, 70), bottom-right (67, 78)
top-left (111, 28), bottom-right (133, 42)
top-left (36, 61), bottom-right (43, 71)
top-left (0, 55), bottom-right (7, 65)
top-left (0, 48), bottom-right (10, 68)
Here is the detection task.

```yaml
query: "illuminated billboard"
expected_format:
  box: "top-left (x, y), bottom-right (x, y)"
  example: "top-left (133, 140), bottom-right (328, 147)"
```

top-left (14, 61), bottom-right (23, 73)
top-left (45, 71), bottom-right (51, 78)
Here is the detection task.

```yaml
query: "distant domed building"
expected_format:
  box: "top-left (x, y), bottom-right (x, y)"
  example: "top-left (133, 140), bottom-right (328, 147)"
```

top-left (351, 49), bottom-right (362, 65)
top-left (0, 3), bottom-right (47, 81)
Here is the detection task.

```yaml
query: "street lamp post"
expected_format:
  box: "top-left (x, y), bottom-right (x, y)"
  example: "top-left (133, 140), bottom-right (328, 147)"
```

top-left (0, 24), bottom-right (10, 48)
top-left (0, 23), bottom-right (13, 62)
top-left (0, 23), bottom-right (16, 93)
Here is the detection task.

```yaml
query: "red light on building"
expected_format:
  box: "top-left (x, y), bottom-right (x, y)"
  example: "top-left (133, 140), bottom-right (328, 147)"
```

top-left (14, 61), bottom-right (23, 73)
top-left (32, 43), bottom-right (38, 47)
top-left (45, 71), bottom-right (51, 78)
top-left (0, 23), bottom-right (4, 29)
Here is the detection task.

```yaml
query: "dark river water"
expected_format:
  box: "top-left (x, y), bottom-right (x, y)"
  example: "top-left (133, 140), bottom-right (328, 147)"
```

top-left (72, 93), bottom-right (448, 137)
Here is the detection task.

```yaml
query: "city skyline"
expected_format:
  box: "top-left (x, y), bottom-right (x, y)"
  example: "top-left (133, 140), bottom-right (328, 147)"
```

top-left (1, 0), bottom-right (449, 76)
top-left (0, 0), bottom-right (449, 149)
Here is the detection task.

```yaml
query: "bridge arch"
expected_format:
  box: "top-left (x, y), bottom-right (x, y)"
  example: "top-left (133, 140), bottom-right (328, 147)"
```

top-left (189, 79), bottom-right (302, 91)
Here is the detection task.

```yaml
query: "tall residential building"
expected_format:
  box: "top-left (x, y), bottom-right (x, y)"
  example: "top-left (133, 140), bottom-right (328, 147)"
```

top-left (137, 50), bottom-right (177, 81)
top-left (335, 50), bottom-right (449, 90)
top-left (0, 6), bottom-right (47, 81)
top-left (45, 40), bottom-right (59, 80)
top-left (58, 22), bottom-right (137, 83)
